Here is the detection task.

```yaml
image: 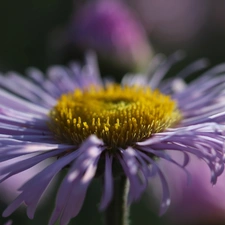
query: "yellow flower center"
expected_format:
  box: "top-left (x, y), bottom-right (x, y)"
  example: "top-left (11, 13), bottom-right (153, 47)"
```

top-left (48, 84), bottom-right (181, 149)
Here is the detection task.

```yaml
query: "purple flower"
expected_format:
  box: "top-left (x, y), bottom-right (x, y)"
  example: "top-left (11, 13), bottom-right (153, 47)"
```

top-left (151, 152), bottom-right (225, 225)
top-left (67, 0), bottom-right (152, 70)
top-left (1, 52), bottom-right (225, 224)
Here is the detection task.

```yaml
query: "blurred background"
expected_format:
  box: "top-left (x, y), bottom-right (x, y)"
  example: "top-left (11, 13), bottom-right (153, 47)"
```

top-left (1, 0), bottom-right (225, 224)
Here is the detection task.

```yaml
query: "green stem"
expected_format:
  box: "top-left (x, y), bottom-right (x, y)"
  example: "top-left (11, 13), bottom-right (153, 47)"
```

top-left (104, 176), bottom-right (130, 225)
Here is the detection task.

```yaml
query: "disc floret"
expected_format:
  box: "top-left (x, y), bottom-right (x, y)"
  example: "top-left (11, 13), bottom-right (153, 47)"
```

top-left (49, 84), bottom-right (181, 149)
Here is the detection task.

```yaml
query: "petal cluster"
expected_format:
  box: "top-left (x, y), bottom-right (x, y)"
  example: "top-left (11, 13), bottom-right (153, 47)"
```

top-left (0, 53), bottom-right (225, 224)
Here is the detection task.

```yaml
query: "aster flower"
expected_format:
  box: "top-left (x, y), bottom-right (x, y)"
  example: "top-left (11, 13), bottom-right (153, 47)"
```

top-left (1, 52), bottom-right (225, 225)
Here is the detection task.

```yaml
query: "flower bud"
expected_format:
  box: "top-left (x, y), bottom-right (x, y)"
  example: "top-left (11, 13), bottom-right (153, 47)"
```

top-left (68, 0), bottom-right (152, 71)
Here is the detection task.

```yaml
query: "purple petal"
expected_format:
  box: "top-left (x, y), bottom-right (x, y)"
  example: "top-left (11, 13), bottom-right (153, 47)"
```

top-left (49, 135), bottom-right (103, 225)
top-left (99, 153), bottom-right (113, 210)
top-left (117, 148), bottom-right (144, 203)
top-left (2, 150), bottom-right (80, 218)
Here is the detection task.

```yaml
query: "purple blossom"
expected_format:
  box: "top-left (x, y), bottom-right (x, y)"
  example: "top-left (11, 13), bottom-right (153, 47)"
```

top-left (150, 152), bottom-right (225, 225)
top-left (0, 52), bottom-right (225, 224)
top-left (67, 0), bottom-right (152, 70)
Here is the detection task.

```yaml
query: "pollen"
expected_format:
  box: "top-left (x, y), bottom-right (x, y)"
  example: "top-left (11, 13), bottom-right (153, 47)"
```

top-left (48, 84), bottom-right (181, 149)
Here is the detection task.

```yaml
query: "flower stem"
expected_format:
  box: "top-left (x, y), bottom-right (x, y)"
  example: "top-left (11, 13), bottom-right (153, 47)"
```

top-left (104, 176), bottom-right (130, 225)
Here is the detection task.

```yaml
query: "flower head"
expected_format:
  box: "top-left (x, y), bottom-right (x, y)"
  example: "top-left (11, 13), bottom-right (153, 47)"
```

top-left (1, 53), bottom-right (225, 224)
